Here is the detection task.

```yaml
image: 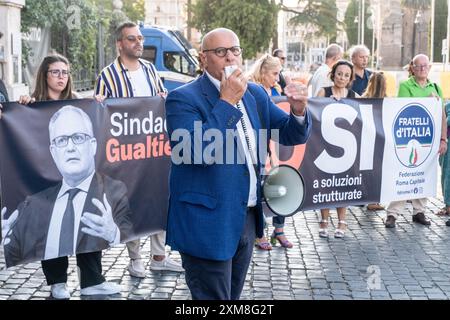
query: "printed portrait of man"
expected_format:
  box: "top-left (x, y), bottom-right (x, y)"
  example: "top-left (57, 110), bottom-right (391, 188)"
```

top-left (2, 105), bottom-right (134, 267)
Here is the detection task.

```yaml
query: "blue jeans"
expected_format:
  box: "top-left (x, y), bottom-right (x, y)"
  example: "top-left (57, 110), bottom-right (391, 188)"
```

top-left (273, 215), bottom-right (285, 229)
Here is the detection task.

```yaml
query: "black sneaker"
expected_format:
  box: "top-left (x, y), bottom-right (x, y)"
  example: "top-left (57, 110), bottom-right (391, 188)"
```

top-left (385, 216), bottom-right (396, 228)
top-left (412, 212), bottom-right (431, 226)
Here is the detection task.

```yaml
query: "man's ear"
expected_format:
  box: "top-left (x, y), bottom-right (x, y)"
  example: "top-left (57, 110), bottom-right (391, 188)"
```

top-left (199, 52), bottom-right (207, 69)
top-left (90, 138), bottom-right (97, 156)
top-left (49, 144), bottom-right (57, 162)
top-left (116, 40), bottom-right (122, 54)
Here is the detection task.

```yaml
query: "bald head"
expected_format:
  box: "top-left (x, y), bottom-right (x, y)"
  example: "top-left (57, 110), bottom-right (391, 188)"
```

top-left (199, 28), bottom-right (243, 80)
top-left (201, 28), bottom-right (240, 51)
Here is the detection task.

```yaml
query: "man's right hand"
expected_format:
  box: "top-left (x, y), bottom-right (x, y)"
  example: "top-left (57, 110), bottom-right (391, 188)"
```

top-left (1, 207), bottom-right (18, 246)
top-left (94, 94), bottom-right (106, 103)
top-left (18, 95), bottom-right (35, 105)
top-left (219, 67), bottom-right (247, 106)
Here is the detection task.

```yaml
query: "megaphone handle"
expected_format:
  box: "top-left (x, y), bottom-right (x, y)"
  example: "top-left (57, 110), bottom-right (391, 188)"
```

top-left (268, 145), bottom-right (274, 168)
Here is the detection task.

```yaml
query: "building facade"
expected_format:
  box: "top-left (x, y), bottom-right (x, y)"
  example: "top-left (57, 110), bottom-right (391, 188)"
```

top-left (144, 0), bottom-right (201, 47)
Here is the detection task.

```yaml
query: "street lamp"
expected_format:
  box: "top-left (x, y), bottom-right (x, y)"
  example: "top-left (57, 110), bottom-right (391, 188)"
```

top-left (414, 10), bottom-right (421, 24)
top-left (354, 16), bottom-right (360, 44)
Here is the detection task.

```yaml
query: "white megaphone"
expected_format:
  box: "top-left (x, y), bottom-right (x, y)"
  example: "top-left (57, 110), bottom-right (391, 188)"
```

top-left (262, 165), bottom-right (305, 217)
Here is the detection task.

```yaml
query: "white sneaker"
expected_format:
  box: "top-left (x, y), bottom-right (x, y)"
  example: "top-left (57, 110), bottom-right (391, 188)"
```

top-left (149, 256), bottom-right (184, 272)
top-left (128, 258), bottom-right (146, 278)
top-left (80, 281), bottom-right (121, 296)
top-left (51, 283), bottom-right (70, 299)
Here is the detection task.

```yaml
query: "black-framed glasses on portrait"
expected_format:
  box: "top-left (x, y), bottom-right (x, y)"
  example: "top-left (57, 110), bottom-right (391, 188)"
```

top-left (202, 46), bottom-right (242, 57)
top-left (52, 133), bottom-right (92, 148)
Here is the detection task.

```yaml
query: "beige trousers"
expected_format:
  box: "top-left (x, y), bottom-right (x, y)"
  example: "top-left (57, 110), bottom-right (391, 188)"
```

top-left (386, 198), bottom-right (428, 219)
top-left (126, 231), bottom-right (167, 259)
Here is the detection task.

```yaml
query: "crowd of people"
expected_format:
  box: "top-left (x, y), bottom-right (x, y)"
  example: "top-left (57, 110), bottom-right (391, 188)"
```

top-left (0, 22), bottom-right (449, 301)
top-left (247, 44), bottom-right (449, 245)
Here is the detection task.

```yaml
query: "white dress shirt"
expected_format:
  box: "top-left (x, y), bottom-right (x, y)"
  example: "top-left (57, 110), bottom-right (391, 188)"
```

top-left (205, 71), bottom-right (306, 207)
top-left (44, 172), bottom-right (95, 260)
top-left (310, 64), bottom-right (333, 97)
top-left (205, 71), bottom-right (258, 206)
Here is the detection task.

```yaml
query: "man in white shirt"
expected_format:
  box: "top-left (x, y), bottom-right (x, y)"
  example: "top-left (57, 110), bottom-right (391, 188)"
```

top-left (309, 44), bottom-right (343, 96)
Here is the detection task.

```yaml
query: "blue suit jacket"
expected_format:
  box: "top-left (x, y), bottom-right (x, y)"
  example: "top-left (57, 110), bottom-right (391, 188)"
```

top-left (165, 74), bottom-right (311, 261)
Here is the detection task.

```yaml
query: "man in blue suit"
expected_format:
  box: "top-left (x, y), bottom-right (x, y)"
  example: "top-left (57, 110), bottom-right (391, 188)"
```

top-left (165, 28), bottom-right (312, 300)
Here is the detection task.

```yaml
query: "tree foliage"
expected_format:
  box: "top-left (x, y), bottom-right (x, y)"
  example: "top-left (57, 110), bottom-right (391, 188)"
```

top-left (189, 0), bottom-right (278, 59)
top-left (344, 0), bottom-right (373, 48)
top-left (433, 0), bottom-right (448, 62)
top-left (284, 0), bottom-right (339, 42)
top-left (122, 0), bottom-right (146, 23)
top-left (21, 0), bottom-right (143, 77)
top-left (401, 0), bottom-right (431, 10)
top-left (22, 0), bottom-right (98, 74)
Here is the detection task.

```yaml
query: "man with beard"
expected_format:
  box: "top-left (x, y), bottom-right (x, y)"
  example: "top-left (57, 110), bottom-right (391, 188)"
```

top-left (95, 22), bottom-right (183, 278)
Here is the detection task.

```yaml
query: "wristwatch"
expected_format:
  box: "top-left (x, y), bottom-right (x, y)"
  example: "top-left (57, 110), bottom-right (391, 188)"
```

top-left (441, 138), bottom-right (448, 143)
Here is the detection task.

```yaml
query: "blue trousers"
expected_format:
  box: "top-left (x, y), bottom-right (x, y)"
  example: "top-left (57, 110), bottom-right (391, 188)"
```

top-left (180, 207), bottom-right (256, 300)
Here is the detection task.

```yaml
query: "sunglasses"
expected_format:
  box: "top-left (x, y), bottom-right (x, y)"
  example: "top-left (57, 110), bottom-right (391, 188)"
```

top-left (124, 35), bottom-right (144, 43)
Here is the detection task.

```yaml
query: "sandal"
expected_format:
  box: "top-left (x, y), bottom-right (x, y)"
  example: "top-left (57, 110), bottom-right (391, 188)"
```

top-left (270, 231), bottom-right (293, 248)
top-left (334, 220), bottom-right (347, 239)
top-left (319, 219), bottom-right (329, 238)
top-left (437, 207), bottom-right (450, 216)
top-left (255, 237), bottom-right (272, 250)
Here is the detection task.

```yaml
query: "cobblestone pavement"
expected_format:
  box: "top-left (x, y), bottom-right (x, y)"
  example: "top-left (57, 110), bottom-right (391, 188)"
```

top-left (1, 196), bottom-right (450, 300)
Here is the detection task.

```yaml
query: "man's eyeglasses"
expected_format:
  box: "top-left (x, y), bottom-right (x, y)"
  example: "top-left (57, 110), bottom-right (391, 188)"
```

top-left (413, 64), bottom-right (430, 70)
top-left (52, 133), bottom-right (92, 148)
top-left (48, 69), bottom-right (70, 78)
top-left (202, 46), bottom-right (242, 57)
top-left (124, 35), bottom-right (144, 43)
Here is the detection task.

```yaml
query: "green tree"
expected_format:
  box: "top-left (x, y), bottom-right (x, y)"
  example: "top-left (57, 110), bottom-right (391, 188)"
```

top-left (190, 0), bottom-right (278, 59)
top-left (344, 0), bottom-right (373, 48)
top-left (122, 0), bottom-right (145, 23)
top-left (22, 0), bottom-right (99, 75)
top-left (284, 0), bottom-right (340, 42)
top-left (433, 0), bottom-right (448, 62)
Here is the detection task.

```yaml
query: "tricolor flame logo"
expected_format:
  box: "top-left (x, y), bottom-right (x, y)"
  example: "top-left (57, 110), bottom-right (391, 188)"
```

top-left (409, 147), bottom-right (418, 166)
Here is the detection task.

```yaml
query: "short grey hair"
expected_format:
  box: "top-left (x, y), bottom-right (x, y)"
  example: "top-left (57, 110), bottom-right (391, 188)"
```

top-left (49, 105), bottom-right (94, 141)
top-left (412, 53), bottom-right (430, 64)
top-left (350, 45), bottom-right (370, 58)
top-left (325, 44), bottom-right (343, 60)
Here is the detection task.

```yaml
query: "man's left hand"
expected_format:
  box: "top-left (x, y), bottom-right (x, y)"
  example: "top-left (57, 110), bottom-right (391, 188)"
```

top-left (284, 82), bottom-right (308, 116)
top-left (81, 193), bottom-right (118, 243)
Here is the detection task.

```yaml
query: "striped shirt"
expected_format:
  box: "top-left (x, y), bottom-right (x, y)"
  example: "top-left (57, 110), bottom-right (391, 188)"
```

top-left (95, 57), bottom-right (167, 98)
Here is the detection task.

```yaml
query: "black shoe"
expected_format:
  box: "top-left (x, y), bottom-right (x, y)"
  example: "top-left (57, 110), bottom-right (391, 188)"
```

top-left (385, 215), bottom-right (396, 228)
top-left (412, 212), bottom-right (431, 226)
top-left (446, 220), bottom-right (450, 226)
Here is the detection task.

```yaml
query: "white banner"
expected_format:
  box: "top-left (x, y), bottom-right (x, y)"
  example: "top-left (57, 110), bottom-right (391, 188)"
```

top-left (380, 98), bottom-right (441, 203)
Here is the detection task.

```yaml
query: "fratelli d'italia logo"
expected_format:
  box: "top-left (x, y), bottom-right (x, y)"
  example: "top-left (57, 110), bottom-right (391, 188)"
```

top-left (393, 103), bottom-right (434, 168)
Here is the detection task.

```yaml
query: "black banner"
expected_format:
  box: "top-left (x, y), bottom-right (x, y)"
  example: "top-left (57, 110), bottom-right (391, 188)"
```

top-left (0, 97), bottom-right (170, 267)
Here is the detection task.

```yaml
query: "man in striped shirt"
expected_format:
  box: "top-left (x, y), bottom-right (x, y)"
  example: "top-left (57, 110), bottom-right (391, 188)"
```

top-left (95, 22), bottom-right (183, 277)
